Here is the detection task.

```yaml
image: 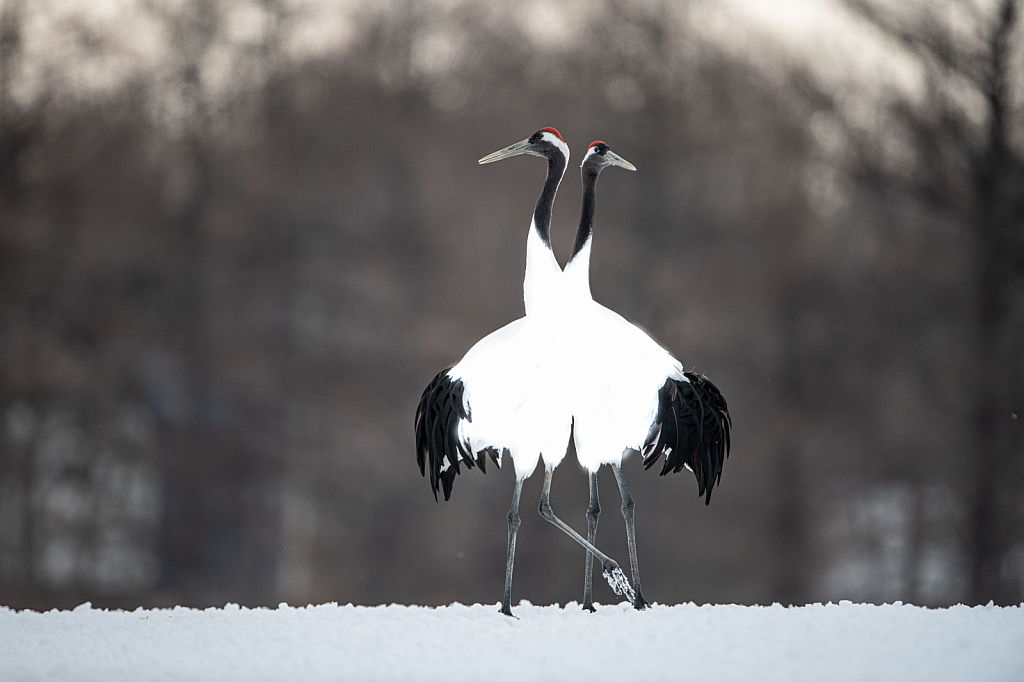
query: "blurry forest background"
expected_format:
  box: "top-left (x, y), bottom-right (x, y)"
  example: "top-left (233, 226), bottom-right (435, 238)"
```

top-left (1, 0), bottom-right (1022, 611)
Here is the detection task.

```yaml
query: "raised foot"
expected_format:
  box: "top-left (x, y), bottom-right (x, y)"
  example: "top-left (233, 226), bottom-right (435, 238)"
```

top-left (601, 563), bottom-right (636, 604)
top-left (582, 602), bottom-right (597, 613)
top-left (633, 591), bottom-right (651, 610)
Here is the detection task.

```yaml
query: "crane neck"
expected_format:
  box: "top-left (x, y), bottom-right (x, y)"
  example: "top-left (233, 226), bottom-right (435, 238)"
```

top-left (532, 152), bottom-right (567, 248)
top-left (564, 167), bottom-right (600, 301)
top-left (524, 151), bottom-right (568, 316)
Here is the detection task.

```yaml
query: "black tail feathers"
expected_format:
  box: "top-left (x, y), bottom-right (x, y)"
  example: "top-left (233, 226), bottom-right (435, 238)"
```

top-left (642, 372), bottom-right (732, 505)
top-left (414, 370), bottom-right (498, 501)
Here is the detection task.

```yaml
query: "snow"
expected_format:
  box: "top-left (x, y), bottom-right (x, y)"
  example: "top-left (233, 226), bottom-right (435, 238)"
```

top-left (2, 600), bottom-right (1022, 681)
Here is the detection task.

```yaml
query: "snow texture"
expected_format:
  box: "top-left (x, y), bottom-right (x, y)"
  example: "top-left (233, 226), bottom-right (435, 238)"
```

top-left (2, 600), bottom-right (1022, 681)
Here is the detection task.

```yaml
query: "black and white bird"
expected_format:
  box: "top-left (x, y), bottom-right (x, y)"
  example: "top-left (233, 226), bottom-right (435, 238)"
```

top-left (415, 129), bottom-right (634, 617)
top-left (562, 141), bottom-right (732, 611)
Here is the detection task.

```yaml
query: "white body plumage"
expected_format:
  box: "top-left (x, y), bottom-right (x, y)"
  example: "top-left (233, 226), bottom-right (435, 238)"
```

top-left (448, 218), bottom-right (573, 479)
top-left (563, 297), bottom-right (686, 471)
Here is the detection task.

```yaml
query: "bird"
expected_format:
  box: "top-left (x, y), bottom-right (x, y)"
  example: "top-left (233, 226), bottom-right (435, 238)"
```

top-left (415, 129), bottom-right (634, 617)
top-left (561, 141), bottom-right (732, 611)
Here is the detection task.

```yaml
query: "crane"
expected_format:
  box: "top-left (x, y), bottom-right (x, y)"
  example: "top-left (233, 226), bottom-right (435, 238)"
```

top-left (415, 129), bottom-right (634, 617)
top-left (562, 141), bottom-right (732, 611)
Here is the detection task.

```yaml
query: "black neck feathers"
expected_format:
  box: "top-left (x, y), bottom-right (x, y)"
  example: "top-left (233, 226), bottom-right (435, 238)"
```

top-left (533, 152), bottom-right (566, 248)
top-left (570, 167), bottom-right (600, 261)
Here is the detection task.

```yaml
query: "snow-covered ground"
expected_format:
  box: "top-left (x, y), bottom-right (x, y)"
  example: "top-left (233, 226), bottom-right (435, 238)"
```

top-left (2, 600), bottom-right (1022, 681)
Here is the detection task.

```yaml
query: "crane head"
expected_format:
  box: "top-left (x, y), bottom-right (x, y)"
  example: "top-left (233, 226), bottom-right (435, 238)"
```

top-left (478, 128), bottom-right (569, 165)
top-left (582, 141), bottom-right (636, 172)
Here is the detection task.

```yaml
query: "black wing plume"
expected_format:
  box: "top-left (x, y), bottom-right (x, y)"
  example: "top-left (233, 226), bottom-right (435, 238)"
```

top-left (414, 369), bottom-right (483, 501)
top-left (642, 372), bottom-right (732, 505)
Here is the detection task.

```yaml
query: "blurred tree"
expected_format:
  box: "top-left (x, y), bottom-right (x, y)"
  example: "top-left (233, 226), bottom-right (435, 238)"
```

top-left (844, 0), bottom-right (1024, 604)
top-left (0, 0), bottom-right (26, 202)
top-left (145, 0), bottom-right (286, 605)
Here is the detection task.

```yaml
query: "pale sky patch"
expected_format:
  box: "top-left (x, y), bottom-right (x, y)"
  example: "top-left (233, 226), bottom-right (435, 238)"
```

top-left (695, 0), bottom-right (926, 107)
top-left (1, 0), bottom-right (950, 113)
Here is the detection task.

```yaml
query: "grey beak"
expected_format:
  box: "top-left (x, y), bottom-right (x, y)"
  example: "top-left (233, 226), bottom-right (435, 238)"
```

top-left (478, 138), bottom-right (533, 164)
top-left (605, 150), bottom-right (637, 171)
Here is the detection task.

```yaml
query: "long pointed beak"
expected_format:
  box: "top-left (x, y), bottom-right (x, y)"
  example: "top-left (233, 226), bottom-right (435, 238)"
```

top-left (605, 150), bottom-right (637, 171)
top-left (478, 138), bottom-right (533, 164)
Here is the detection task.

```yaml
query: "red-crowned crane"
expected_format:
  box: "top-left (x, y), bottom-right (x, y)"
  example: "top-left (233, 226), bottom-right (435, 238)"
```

top-left (562, 141), bottom-right (732, 611)
top-left (415, 129), bottom-right (634, 617)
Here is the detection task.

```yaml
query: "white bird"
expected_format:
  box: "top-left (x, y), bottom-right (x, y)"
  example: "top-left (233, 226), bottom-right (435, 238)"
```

top-left (562, 141), bottom-right (732, 611)
top-left (415, 129), bottom-right (634, 617)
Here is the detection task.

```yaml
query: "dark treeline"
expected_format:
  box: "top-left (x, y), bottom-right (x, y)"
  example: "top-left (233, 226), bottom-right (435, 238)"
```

top-left (0, 0), bottom-right (1021, 611)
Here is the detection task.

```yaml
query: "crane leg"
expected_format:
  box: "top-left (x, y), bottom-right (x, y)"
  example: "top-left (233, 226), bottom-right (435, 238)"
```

top-left (613, 464), bottom-right (650, 610)
top-left (500, 478), bottom-right (523, 617)
top-left (537, 468), bottom-right (635, 604)
top-left (582, 469), bottom-right (600, 612)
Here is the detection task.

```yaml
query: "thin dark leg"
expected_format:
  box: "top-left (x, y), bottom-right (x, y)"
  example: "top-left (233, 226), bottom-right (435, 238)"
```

top-left (500, 478), bottom-right (524, 617)
top-left (537, 468), bottom-right (634, 603)
top-left (582, 469), bottom-right (600, 612)
top-left (613, 464), bottom-right (650, 609)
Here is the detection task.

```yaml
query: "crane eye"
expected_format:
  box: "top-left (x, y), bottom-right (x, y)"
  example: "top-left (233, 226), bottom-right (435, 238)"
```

top-left (530, 132), bottom-right (542, 143)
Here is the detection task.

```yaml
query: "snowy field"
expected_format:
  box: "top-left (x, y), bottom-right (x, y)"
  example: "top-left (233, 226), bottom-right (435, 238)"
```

top-left (2, 600), bottom-right (1022, 681)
